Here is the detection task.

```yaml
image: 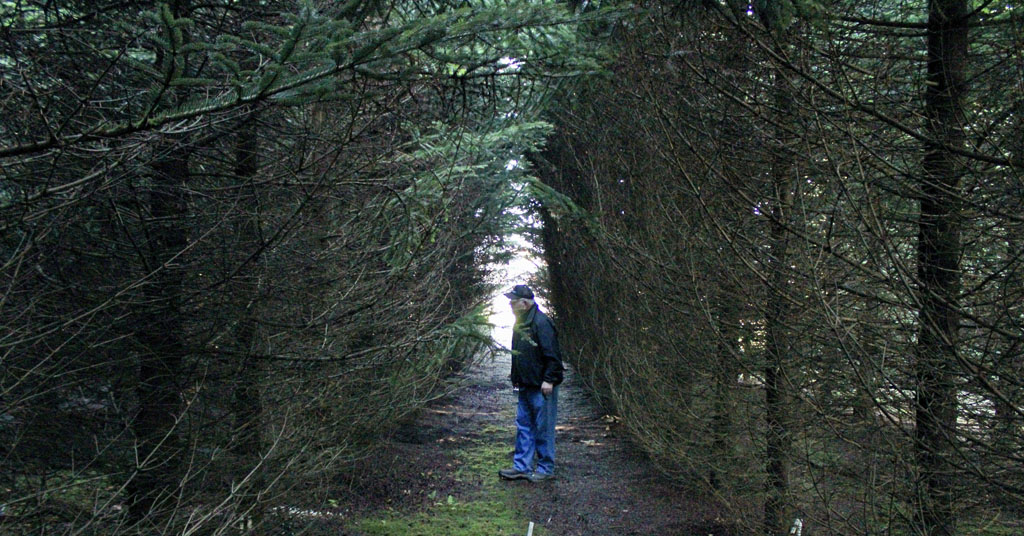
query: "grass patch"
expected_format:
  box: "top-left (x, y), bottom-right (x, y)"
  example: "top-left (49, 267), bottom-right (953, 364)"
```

top-left (350, 497), bottom-right (546, 536)
top-left (346, 430), bottom-right (545, 535)
top-left (455, 440), bottom-right (509, 485)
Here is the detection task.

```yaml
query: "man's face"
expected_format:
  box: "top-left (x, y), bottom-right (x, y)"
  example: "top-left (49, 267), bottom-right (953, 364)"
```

top-left (509, 297), bottom-right (531, 315)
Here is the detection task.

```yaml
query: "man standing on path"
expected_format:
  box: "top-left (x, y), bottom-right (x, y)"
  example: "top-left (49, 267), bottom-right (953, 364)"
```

top-left (499, 284), bottom-right (565, 483)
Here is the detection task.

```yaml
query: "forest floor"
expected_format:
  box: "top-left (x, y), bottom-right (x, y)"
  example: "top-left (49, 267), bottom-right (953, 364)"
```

top-left (316, 351), bottom-right (734, 536)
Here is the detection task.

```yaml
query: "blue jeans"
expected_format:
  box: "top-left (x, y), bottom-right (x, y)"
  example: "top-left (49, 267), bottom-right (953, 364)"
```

top-left (513, 386), bottom-right (557, 475)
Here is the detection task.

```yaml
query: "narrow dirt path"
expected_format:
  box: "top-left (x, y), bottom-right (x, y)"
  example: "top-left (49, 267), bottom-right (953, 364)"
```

top-left (496, 355), bottom-right (729, 536)
top-left (333, 349), bottom-right (732, 535)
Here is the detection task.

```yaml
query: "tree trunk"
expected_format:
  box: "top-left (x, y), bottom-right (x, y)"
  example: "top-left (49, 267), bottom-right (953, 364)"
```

top-left (710, 290), bottom-right (741, 491)
top-left (763, 49), bottom-right (797, 536)
top-left (230, 112), bottom-right (266, 535)
top-left (764, 212), bottom-right (794, 536)
top-left (128, 1), bottom-right (193, 526)
top-left (128, 143), bottom-right (190, 527)
top-left (914, 1), bottom-right (968, 534)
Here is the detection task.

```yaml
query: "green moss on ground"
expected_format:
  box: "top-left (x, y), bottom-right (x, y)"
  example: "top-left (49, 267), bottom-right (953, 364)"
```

top-left (351, 497), bottom-right (545, 536)
top-left (455, 440), bottom-right (509, 485)
top-left (346, 422), bottom-right (546, 536)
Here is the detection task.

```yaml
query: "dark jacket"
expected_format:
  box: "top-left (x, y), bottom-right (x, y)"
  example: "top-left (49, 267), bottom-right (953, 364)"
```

top-left (511, 305), bottom-right (565, 387)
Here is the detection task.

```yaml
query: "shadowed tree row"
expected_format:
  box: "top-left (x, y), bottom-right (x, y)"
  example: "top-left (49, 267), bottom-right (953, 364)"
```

top-left (534, 1), bottom-right (1023, 535)
top-left (0, 1), bottom-right (594, 534)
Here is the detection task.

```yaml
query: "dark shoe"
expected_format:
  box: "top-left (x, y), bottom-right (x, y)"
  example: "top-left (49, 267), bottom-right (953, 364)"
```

top-left (499, 468), bottom-right (531, 480)
top-left (526, 472), bottom-right (555, 483)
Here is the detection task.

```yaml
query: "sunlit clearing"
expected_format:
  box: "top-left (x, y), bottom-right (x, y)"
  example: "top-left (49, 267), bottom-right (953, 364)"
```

top-left (488, 235), bottom-right (545, 351)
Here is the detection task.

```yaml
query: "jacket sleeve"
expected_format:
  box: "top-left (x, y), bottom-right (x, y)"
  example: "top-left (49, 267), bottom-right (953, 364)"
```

top-left (535, 316), bottom-right (565, 385)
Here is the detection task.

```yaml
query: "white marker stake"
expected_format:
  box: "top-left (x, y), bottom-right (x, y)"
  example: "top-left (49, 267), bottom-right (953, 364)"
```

top-left (527, 521), bottom-right (535, 536)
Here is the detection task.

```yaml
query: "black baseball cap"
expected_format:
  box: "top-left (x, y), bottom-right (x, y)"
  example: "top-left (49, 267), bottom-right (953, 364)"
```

top-left (503, 284), bottom-right (534, 300)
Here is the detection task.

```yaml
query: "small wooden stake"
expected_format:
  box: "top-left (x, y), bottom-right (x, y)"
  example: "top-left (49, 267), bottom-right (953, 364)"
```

top-left (526, 521), bottom-right (535, 536)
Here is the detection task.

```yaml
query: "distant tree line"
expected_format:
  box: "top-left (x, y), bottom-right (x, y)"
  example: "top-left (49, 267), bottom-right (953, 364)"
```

top-left (535, 1), bottom-right (1023, 535)
top-left (0, 1), bottom-right (592, 534)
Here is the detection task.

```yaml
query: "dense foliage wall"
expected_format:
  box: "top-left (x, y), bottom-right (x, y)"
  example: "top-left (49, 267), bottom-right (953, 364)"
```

top-left (536, 1), bottom-right (1023, 535)
top-left (0, 1), bottom-right (589, 534)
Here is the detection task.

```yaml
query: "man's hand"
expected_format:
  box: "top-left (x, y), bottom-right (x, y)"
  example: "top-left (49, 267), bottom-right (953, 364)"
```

top-left (541, 381), bottom-right (553, 396)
